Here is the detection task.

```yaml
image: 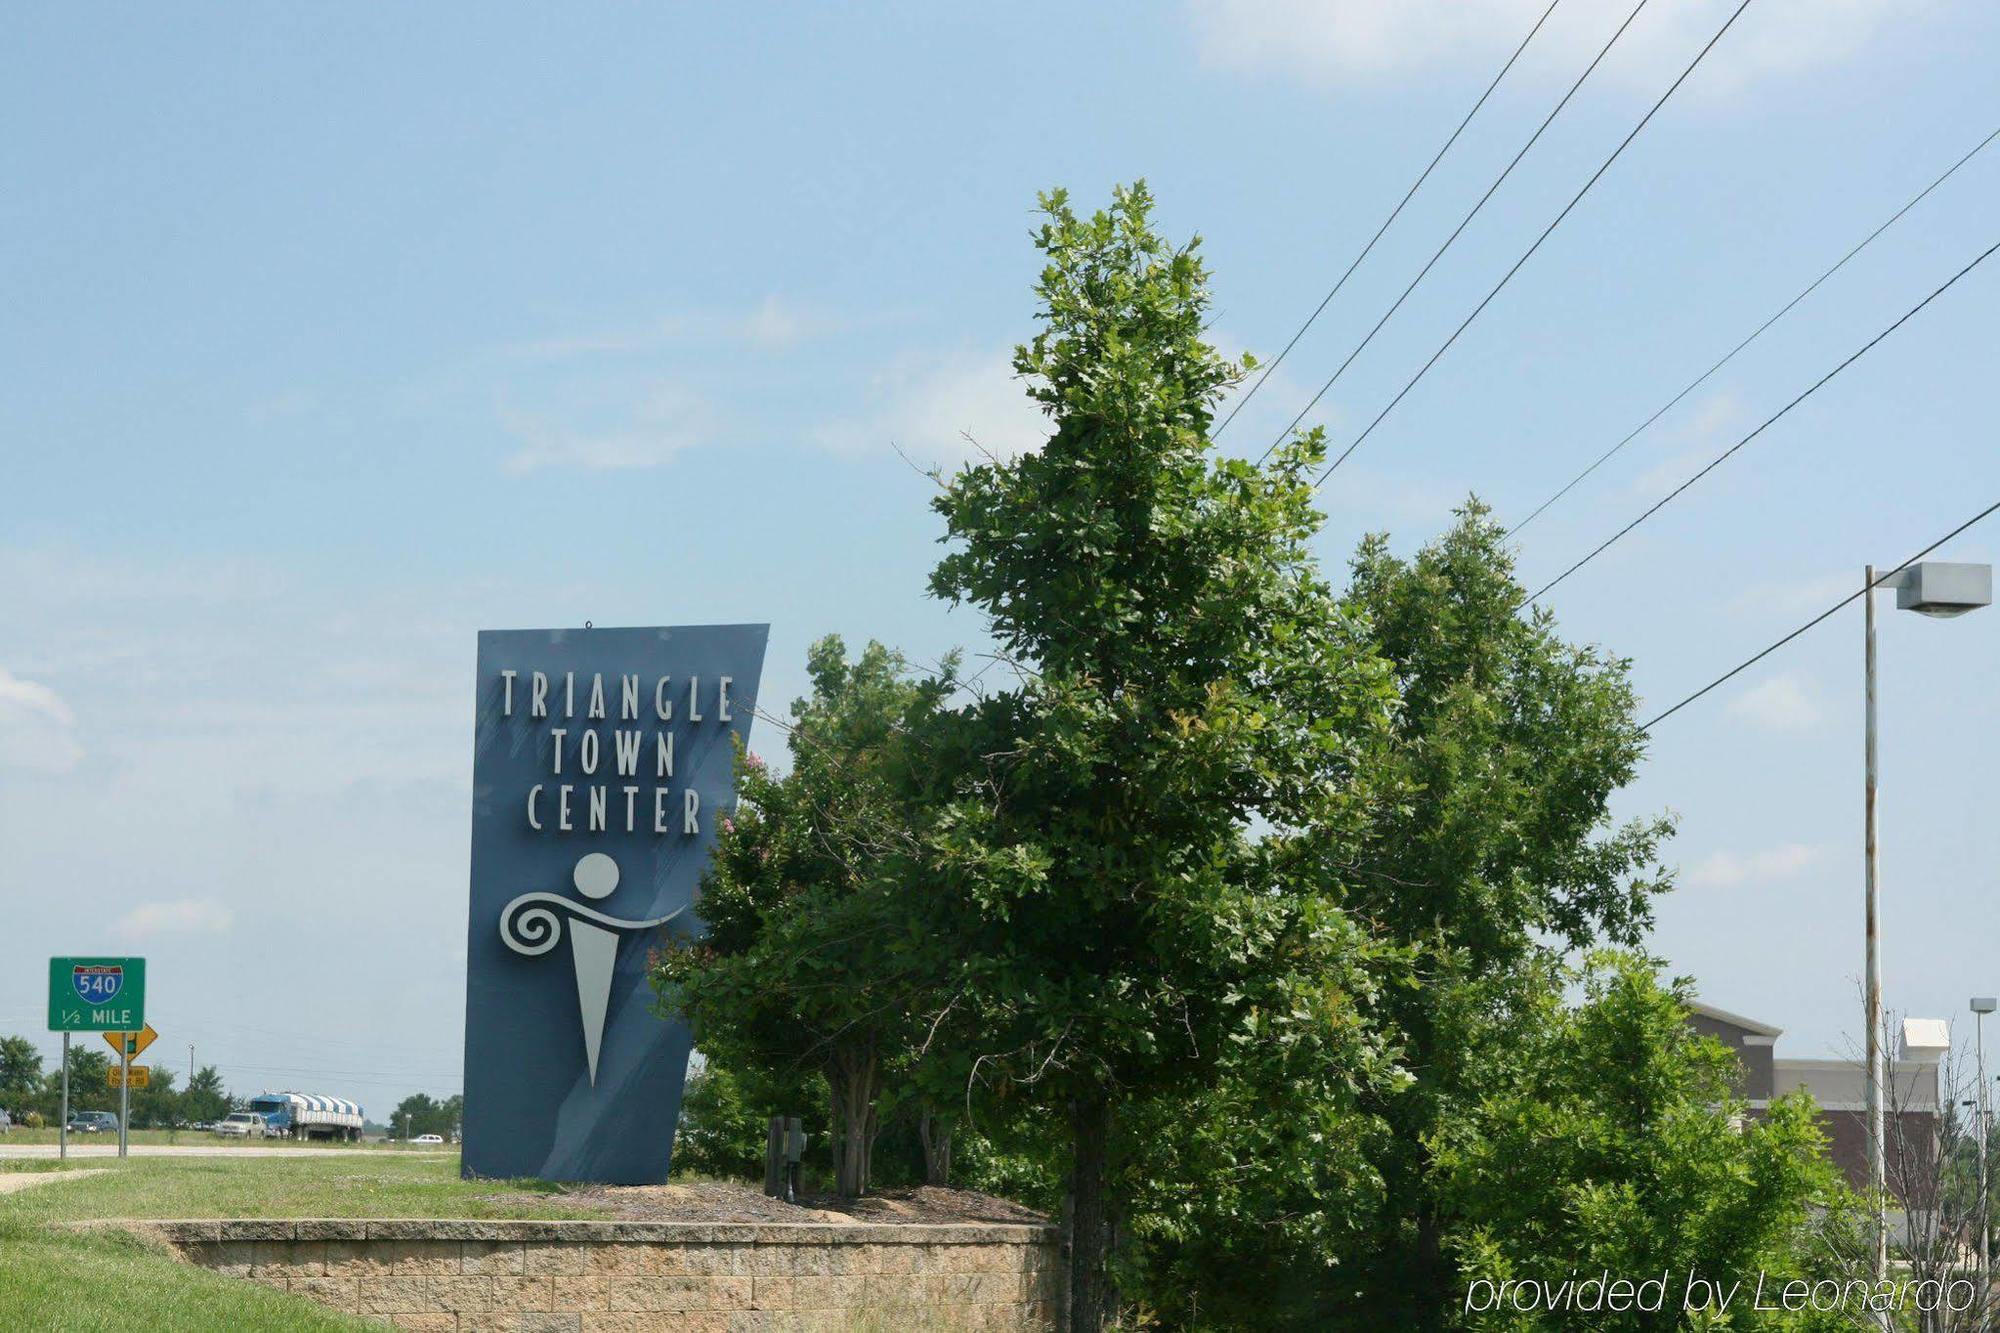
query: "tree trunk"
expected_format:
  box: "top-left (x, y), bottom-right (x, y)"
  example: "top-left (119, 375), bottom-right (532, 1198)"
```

top-left (1066, 1090), bottom-right (1114, 1331)
top-left (830, 1044), bottom-right (881, 1197)
top-left (919, 1108), bottom-right (953, 1187)
top-left (828, 1080), bottom-right (844, 1194)
top-left (1416, 1200), bottom-right (1447, 1325)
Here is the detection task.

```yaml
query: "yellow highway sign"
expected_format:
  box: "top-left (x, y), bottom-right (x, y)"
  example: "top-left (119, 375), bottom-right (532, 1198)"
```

top-left (104, 1024), bottom-right (158, 1060)
top-left (108, 1064), bottom-right (150, 1089)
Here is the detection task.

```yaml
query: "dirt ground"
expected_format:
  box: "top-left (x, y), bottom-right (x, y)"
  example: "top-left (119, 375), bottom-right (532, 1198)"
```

top-left (0, 1169), bottom-right (109, 1195)
top-left (544, 1178), bottom-right (1048, 1226)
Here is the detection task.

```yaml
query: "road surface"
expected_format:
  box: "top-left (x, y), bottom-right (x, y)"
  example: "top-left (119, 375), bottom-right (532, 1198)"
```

top-left (0, 1144), bottom-right (450, 1159)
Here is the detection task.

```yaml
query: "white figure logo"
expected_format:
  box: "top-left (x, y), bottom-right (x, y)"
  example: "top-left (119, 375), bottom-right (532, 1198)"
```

top-left (498, 853), bottom-right (684, 1086)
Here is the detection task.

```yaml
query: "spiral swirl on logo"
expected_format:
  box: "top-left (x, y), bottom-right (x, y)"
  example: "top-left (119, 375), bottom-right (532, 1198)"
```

top-left (499, 891), bottom-right (687, 957)
top-left (500, 893), bottom-right (567, 956)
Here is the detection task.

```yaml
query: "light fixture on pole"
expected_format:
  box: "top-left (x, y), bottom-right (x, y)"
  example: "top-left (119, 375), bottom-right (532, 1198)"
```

top-left (1861, 559), bottom-right (1991, 1288)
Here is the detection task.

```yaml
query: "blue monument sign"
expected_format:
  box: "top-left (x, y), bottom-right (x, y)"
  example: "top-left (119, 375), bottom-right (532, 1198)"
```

top-left (461, 624), bottom-right (767, 1183)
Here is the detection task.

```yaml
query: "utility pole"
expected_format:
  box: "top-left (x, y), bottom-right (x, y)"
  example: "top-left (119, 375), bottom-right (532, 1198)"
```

top-left (1859, 560), bottom-right (1991, 1307)
top-left (188, 1043), bottom-right (194, 1086)
top-left (1863, 565), bottom-right (1886, 1290)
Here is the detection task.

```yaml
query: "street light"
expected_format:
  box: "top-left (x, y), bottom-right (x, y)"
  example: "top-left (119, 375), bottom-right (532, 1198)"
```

top-left (1862, 560), bottom-right (1991, 1287)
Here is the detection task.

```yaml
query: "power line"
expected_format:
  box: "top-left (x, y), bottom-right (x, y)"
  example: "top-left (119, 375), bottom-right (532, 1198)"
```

top-left (1217, 0), bottom-right (1564, 438)
top-left (1508, 122), bottom-right (2000, 536)
top-left (1259, 0), bottom-right (1652, 464)
top-left (1312, 0), bottom-right (1756, 486)
top-left (1641, 497), bottom-right (2000, 731)
top-left (1526, 233), bottom-right (2000, 605)
top-left (210, 1060), bottom-right (462, 1084)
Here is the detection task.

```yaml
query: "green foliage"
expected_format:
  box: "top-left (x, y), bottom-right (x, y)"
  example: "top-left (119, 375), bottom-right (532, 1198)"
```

top-left (0, 1038), bottom-right (241, 1129)
top-left (1342, 505), bottom-right (1668, 964)
top-left (0, 1036), bottom-right (42, 1112)
top-left (671, 1060), bottom-right (832, 1184)
top-left (388, 1093), bottom-right (460, 1139)
top-left (49, 1045), bottom-right (115, 1116)
top-left (643, 186), bottom-right (1857, 1333)
top-left (948, 1114), bottom-right (1067, 1215)
top-left (181, 1066), bottom-right (231, 1125)
top-left (1323, 506), bottom-right (1676, 1327)
top-left (652, 636), bottom-right (955, 1196)
top-left (126, 1066), bottom-right (179, 1128)
top-left (671, 1063), bottom-right (766, 1180)
top-left (920, 181), bottom-right (1403, 1326)
top-left (1434, 954), bottom-right (1862, 1332)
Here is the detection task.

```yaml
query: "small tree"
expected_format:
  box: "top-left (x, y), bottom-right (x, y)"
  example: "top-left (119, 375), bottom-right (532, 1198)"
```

top-left (41, 1045), bottom-right (113, 1116)
top-left (181, 1066), bottom-right (231, 1124)
top-left (1876, 1016), bottom-right (1998, 1332)
top-left (127, 1067), bottom-right (179, 1128)
top-left (918, 182), bottom-right (1401, 1329)
top-left (390, 1093), bottom-right (447, 1139)
top-left (1435, 953), bottom-right (1865, 1332)
top-left (1336, 504), bottom-right (1674, 1325)
top-left (652, 636), bottom-right (955, 1196)
top-left (0, 1036), bottom-right (42, 1113)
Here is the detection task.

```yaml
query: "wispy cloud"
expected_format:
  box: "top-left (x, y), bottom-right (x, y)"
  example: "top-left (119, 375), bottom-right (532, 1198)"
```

top-left (1726, 570), bottom-right (1858, 619)
top-left (499, 381), bottom-right (711, 474)
top-left (0, 548), bottom-right (285, 609)
top-left (813, 346), bottom-right (1048, 468)
top-left (1726, 672), bottom-right (1821, 731)
top-left (113, 898), bottom-right (236, 941)
top-left (1684, 841), bottom-right (1826, 889)
top-left (512, 296), bottom-right (843, 362)
top-left (1632, 393), bottom-right (1746, 499)
top-left (1186, 0), bottom-right (1910, 95)
top-left (0, 666), bottom-right (83, 774)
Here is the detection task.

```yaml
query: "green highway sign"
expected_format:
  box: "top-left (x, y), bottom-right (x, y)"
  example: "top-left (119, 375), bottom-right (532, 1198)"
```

top-left (48, 957), bottom-right (146, 1033)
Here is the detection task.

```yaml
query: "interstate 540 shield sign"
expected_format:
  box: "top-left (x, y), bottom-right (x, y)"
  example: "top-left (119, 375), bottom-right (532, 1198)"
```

top-left (48, 957), bottom-right (146, 1032)
top-left (461, 624), bottom-right (767, 1183)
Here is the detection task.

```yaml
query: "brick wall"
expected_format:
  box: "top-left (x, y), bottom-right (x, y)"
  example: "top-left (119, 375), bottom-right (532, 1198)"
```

top-left (139, 1218), bottom-right (1063, 1331)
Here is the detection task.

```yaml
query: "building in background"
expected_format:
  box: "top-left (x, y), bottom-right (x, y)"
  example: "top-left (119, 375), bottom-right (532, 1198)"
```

top-left (1690, 1001), bottom-right (1947, 1211)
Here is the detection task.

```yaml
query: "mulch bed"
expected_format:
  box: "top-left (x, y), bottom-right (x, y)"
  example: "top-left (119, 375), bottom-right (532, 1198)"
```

top-left (492, 1177), bottom-right (1048, 1227)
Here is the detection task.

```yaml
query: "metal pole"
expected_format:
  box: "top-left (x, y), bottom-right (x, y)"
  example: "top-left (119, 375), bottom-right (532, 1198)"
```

top-left (189, 1044), bottom-right (194, 1087)
top-left (59, 1033), bottom-right (69, 1161)
top-left (118, 1041), bottom-right (130, 1159)
top-left (1864, 564), bottom-right (1887, 1287)
top-left (1980, 1007), bottom-right (1989, 1322)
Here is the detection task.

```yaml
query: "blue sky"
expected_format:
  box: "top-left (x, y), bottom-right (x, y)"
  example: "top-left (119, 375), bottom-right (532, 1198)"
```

top-left (5, 1), bottom-right (1999, 1114)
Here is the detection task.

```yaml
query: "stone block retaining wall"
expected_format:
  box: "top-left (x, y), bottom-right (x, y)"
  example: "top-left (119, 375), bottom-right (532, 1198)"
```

top-left (139, 1218), bottom-right (1064, 1332)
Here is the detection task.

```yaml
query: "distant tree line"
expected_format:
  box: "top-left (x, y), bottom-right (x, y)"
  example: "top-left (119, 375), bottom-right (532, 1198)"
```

top-left (385, 1092), bottom-right (463, 1140)
top-left (0, 1034), bottom-right (231, 1128)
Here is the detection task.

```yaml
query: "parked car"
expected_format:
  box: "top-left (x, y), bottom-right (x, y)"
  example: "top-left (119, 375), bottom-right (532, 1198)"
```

top-left (68, 1111), bottom-right (119, 1134)
top-left (0, 1107), bottom-right (12, 1133)
top-left (411, 1133), bottom-right (444, 1145)
top-left (213, 1112), bottom-right (267, 1138)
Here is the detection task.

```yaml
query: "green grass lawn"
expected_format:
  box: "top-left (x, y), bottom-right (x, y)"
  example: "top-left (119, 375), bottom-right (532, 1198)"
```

top-left (0, 1152), bottom-right (610, 1331)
